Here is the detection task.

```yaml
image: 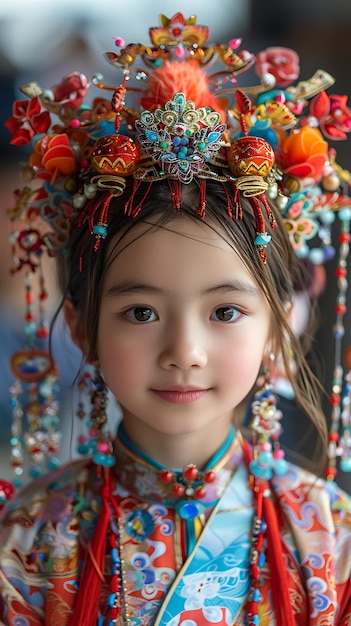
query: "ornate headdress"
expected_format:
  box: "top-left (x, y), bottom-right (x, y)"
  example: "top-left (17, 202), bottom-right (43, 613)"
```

top-left (3, 13), bottom-right (351, 494)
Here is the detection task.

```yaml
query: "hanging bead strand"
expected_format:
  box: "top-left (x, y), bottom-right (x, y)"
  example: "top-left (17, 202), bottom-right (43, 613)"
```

top-left (326, 207), bottom-right (351, 479)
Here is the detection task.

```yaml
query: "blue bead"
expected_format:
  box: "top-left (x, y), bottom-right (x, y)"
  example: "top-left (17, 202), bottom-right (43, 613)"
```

top-left (258, 552), bottom-right (266, 567)
top-left (273, 458), bottom-right (288, 476)
top-left (255, 233), bottom-right (271, 246)
top-left (177, 501), bottom-right (204, 520)
top-left (93, 452), bottom-right (107, 465)
top-left (24, 322), bottom-right (37, 335)
top-left (93, 224), bottom-right (107, 237)
top-left (180, 136), bottom-right (189, 145)
top-left (257, 451), bottom-right (272, 466)
top-left (339, 207), bottom-right (351, 221)
top-left (107, 592), bottom-right (117, 608)
top-left (178, 149), bottom-right (187, 159)
top-left (145, 130), bottom-right (158, 142)
top-left (29, 467), bottom-right (42, 478)
top-left (249, 459), bottom-right (261, 477)
top-left (48, 457), bottom-right (60, 471)
top-left (110, 547), bottom-right (120, 563)
top-left (253, 588), bottom-right (261, 602)
top-left (309, 248), bottom-right (324, 265)
top-left (261, 466), bottom-right (273, 480)
top-left (295, 243), bottom-right (309, 258)
top-left (172, 136), bottom-right (181, 146)
top-left (207, 131), bottom-right (221, 143)
top-left (252, 615), bottom-right (259, 626)
top-left (77, 443), bottom-right (90, 455)
top-left (323, 245), bottom-right (336, 261)
top-left (320, 210), bottom-right (335, 225)
top-left (260, 520), bottom-right (267, 533)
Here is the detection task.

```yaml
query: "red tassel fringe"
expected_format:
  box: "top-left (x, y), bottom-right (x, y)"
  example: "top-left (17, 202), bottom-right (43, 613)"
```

top-left (68, 475), bottom-right (113, 626)
top-left (242, 438), bottom-right (295, 626)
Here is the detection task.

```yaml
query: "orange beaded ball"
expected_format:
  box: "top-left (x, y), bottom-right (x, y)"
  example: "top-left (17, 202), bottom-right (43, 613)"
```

top-left (228, 136), bottom-right (275, 178)
top-left (92, 134), bottom-right (140, 176)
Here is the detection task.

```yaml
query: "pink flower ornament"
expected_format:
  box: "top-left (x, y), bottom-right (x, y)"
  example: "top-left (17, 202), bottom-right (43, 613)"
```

top-left (255, 47), bottom-right (300, 88)
top-left (47, 72), bottom-right (90, 110)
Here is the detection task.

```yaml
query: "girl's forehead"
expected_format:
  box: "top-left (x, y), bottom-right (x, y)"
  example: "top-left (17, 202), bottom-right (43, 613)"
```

top-left (108, 215), bottom-right (236, 257)
top-left (103, 217), bottom-right (259, 291)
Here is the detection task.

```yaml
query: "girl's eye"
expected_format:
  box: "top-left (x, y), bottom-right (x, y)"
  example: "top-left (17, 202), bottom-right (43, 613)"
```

top-left (211, 306), bottom-right (242, 323)
top-left (125, 307), bottom-right (158, 323)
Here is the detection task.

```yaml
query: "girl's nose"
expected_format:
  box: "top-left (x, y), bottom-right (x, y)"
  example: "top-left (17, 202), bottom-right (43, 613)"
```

top-left (158, 319), bottom-right (208, 370)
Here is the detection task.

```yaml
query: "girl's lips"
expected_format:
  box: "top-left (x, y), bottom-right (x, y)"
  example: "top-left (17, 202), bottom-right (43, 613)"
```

top-left (151, 389), bottom-right (209, 404)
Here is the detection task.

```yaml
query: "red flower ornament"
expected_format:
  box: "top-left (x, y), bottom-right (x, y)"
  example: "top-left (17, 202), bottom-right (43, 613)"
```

top-left (308, 91), bottom-right (351, 140)
top-left (49, 71), bottom-right (90, 110)
top-left (5, 97), bottom-right (51, 146)
top-left (255, 47), bottom-right (300, 88)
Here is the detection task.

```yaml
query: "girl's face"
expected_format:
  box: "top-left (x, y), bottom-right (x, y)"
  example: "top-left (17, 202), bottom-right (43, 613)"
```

top-left (97, 217), bottom-right (272, 456)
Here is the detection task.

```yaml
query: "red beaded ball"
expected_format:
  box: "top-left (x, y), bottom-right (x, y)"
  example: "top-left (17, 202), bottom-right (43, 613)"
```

top-left (228, 136), bottom-right (275, 178)
top-left (92, 134), bottom-right (140, 176)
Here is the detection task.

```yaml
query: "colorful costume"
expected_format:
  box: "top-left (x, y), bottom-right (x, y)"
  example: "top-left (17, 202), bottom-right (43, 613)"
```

top-left (0, 426), bottom-right (350, 625)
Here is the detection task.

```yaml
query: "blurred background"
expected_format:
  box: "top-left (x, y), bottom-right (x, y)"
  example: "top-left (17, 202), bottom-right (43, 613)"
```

top-left (0, 0), bottom-right (351, 490)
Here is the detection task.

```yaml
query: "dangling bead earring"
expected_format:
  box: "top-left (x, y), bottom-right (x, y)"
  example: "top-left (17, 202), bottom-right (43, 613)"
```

top-left (249, 355), bottom-right (288, 480)
top-left (75, 367), bottom-right (93, 456)
top-left (245, 356), bottom-right (288, 626)
top-left (75, 363), bottom-right (115, 468)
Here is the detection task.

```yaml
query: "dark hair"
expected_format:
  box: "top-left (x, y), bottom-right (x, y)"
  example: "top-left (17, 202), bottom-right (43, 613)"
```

top-left (57, 177), bottom-right (327, 469)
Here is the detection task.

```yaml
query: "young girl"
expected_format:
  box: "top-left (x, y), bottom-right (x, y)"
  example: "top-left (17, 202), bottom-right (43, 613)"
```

top-left (1, 12), bottom-right (351, 626)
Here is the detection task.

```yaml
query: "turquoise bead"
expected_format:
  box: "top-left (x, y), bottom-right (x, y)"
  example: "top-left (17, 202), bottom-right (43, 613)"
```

top-left (255, 233), bottom-right (271, 246)
top-left (340, 457), bottom-right (351, 472)
top-left (48, 457), bottom-right (60, 471)
top-left (93, 451), bottom-right (107, 465)
top-left (93, 452), bottom-right (116, 467)
top-left (273, 458), bottom-right (289, 476)
top-left (257, 451), bottom-right (272, 466)
top-left (339, 207), bottom-right (351, 221)
top-left (77, 442), bottom-right (90, 455)
top-left (93, 224), bottom-right (107, 237)
top-left (104, 455), bottom-right (116, 467)
top-left (29, 467), bottom-right (42, 478)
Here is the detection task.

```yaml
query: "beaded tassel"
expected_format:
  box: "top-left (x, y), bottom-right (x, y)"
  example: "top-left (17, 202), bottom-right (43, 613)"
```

top-left (75, 365), bottom-right (115, 468)
top-left (326, 207), bottom-right (351, 479)
top-left (9, 270), bottom-right (61, 485)
top-left (249, 383), bottom-right (288, 481)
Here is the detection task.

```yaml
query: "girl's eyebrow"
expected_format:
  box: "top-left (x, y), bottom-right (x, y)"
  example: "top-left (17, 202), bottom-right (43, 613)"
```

top-left (105, 280), bottom-right (261, 298)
